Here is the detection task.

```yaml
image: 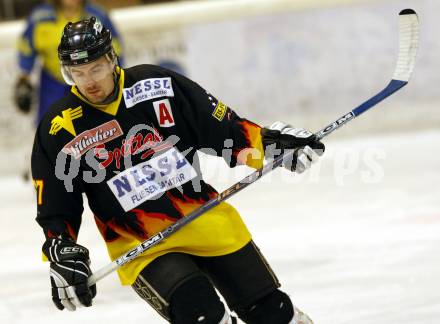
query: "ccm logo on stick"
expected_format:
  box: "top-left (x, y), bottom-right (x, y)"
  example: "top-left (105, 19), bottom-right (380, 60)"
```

top-left (318, 112), bottom-right (355, 137)
top-left (116, 233), bottom-right (163, 266)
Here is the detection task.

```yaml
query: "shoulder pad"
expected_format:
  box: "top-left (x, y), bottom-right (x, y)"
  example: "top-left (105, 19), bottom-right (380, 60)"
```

top-left (126, 64), bottom-right (170, 78)
top-left (42, 93), bottom-right (81, 122)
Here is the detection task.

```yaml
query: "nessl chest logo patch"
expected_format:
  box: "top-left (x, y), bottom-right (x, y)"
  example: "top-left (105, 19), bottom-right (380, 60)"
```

top-left (49, 106), bottom-right (83, 136)
top-left (123, 77), bottom-right (174, 108)
top-left (62, 120), bottom-right (124, 159)
top-left (153, 99), bottom-right (175, 127)
top-left (107, 147), bottom-right (197, 212)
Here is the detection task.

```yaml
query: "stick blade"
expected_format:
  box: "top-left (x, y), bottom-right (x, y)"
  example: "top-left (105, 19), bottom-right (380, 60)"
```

top-left (399, 8), bottom-right (416, 16)
top-left (393, 9), bottom-right (419, 82)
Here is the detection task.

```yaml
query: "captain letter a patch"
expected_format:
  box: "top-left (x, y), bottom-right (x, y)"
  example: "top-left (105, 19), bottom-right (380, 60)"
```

top-left (153, 99), bottom-right (175, 127)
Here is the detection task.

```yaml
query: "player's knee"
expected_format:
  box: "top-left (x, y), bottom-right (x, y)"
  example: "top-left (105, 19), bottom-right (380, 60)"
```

top-left (169, 275), bottom-right (226, 324)
top-left (235, 289), bottom-right (294, 324)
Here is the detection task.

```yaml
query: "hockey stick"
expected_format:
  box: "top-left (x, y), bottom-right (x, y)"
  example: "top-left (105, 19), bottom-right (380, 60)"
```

top-left (88, 9), bottom-right (419, 286)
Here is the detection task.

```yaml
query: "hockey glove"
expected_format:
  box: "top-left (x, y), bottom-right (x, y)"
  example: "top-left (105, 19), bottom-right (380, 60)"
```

top-left (42, 238), bottom-right (97, 311)
top-left (14, 76), bottom-right (33, 113)
top-left (261, 121), bottom-right (325, 173)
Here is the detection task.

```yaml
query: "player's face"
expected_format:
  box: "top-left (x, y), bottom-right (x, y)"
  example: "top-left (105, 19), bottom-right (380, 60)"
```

top-left (61, 0), bottom-right (82, 10)
top-left (69, 56), bottom-right (115, 104)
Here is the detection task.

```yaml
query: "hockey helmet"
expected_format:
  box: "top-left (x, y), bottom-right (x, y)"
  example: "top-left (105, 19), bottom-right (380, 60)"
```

top-left (58, 16), bottom-right (117, 85)
top-left (58, 16), bottom-right (113, 65)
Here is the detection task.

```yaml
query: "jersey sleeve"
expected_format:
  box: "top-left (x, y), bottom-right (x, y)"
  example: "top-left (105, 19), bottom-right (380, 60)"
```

top-left (17, 17), bottom-right (37, 73)
top-left (31, 125), bottom-right (84, 241)
top-left (169, 69), bottom-right (264, 169)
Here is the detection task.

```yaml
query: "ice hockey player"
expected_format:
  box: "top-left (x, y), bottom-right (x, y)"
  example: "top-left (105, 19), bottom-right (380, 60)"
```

top-left (32, 17), bottom-right (324, 324)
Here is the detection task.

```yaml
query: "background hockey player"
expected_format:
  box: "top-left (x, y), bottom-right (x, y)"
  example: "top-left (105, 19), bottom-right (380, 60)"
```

top-left (15, 0), bottom-right (123, 180)
top-left (32, 17), bottom-right (324, 323)
top-left (15, 0), bottom-right (123, 121)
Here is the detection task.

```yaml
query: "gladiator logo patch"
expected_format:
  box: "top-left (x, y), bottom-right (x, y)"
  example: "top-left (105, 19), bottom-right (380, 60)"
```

top-left (123, 77), bottom-right (174, 108)
top-left (62, 120), bottom-right (123, 159)
top-left (107, 147), bottom-right (196, 211)
top-left (49, 106), bottom-right (83, 136)
top-left (212, 101), bottom-right (227, 121)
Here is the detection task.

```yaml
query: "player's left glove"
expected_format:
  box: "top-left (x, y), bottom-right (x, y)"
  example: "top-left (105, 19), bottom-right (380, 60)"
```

top-left (42, 238), bottom-right (97, 311)
top-left (261, 121), bottom-right (325, 173)
top-left (14, 76), bottom-right (34, 113)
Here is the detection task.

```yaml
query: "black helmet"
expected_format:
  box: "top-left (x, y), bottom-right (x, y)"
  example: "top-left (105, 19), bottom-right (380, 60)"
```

top-left (58, 16), bottom-right (113, 66)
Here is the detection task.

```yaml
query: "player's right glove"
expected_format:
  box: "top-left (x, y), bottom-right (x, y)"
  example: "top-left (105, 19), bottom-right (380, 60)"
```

top-left (261, 121), bottom-right (325, 173)
top-left (42, 238), bottom-right (97, 311)
top-left (14, 76), bottom-right (33, 113)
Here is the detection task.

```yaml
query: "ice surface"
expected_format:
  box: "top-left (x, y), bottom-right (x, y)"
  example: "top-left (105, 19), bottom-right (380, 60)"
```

top-left (1, 130), bottom-right (439, 323)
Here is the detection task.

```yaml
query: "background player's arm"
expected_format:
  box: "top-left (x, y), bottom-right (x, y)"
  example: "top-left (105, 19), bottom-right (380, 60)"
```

top-left (15, 15), bottom-right (37, 112)
top-left (17, 15), bottom-right (37, 75)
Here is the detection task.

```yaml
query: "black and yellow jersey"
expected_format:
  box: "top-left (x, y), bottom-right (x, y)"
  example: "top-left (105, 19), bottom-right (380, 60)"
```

top-left (32, 65), bottom-right (265, 285)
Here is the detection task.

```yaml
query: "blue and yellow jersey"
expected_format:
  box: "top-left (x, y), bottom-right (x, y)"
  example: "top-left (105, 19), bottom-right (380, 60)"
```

top-left (17, 3), bottom-right (123, 121)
